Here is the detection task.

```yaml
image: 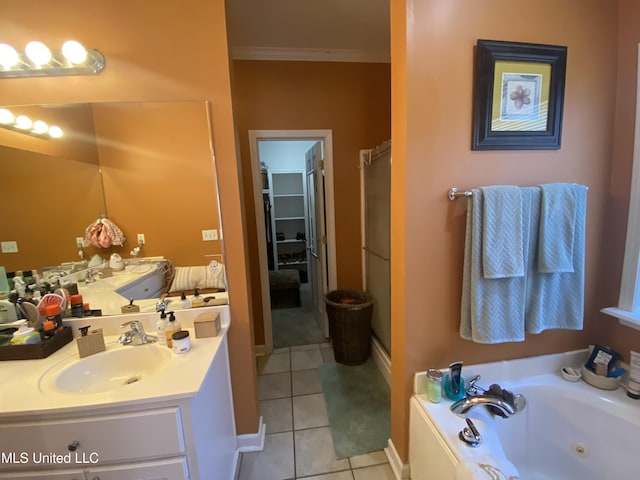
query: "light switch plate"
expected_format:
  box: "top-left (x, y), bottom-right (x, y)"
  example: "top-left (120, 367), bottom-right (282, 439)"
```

top-left (202, 229), bottom-right (218, 241)
top-left (1, 241), bottom-right (18, 253)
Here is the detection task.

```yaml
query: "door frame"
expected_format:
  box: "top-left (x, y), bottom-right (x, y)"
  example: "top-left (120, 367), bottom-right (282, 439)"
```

top-left (249, 129), bottom-right (337, 354)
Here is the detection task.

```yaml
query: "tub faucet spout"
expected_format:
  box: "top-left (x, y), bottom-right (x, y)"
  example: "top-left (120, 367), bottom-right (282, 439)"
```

top-left (450, 394), bottom-right (516, 418)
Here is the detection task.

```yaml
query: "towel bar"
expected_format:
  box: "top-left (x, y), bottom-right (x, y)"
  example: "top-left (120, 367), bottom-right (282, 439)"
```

top-left (448, 188), bottom-right (473, 201)
top-left (448, 185), bottom-right (589, 201)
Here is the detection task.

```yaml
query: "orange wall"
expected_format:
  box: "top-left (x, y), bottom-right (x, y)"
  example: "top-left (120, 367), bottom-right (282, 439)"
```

top-left (0, 0), bottom-right (259, 435)
top-left (92, 102), bottom-right (222, 265)
top-left (0, 104), bottom-right (100, 164)
top-left (0, 103), bottom-right (222, 273)
top-left (231, 60), bottom-right (391, 345)
top-left (0, 105), bottom-right (103, 272)
top-left (391, 0), bottom-right (618, 460)
top-left (0, 146), bottom-right (104, 272)
top-left (599, 0), bottom-right (640, 356)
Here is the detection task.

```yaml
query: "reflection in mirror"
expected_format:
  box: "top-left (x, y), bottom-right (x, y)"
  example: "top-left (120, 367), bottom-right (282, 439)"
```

top-left (0, 101), bottom-right (226, 316)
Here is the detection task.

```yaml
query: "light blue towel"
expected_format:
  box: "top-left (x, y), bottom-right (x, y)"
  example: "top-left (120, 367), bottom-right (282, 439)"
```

top-left (526, 185), bottom-right (588, 333)
top-left (460, 189), bottom-right (527, 343)
top-left (460, 185), bottom-right (588, 343)
top-left (481, 186), bottom-right (525, 278)
top-left (538, 183), bottom-right (578, 273)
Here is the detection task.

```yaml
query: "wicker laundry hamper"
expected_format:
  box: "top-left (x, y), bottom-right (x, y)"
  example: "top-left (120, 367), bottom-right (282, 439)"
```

top-left (325, 289), bottom-right (374, 366)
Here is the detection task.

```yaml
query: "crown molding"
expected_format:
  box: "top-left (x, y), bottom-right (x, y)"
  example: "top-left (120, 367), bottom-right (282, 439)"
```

top-left (231, 46), bottom-right (390, 63)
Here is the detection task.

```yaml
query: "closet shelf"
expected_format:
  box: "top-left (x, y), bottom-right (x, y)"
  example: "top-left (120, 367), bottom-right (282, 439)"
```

top-left (269, 170), bottom-right (309, 277)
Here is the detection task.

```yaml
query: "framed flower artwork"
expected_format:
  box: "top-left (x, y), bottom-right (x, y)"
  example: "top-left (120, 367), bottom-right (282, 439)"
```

top-left (472, 39), bottom-right (567, 150)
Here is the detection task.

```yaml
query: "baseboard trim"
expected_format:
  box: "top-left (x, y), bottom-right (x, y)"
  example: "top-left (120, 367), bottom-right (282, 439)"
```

top-left (371, 336), bottom-right (391, 387)
top-left (231, 450), bottom-right (240, 480)
top-left (254, 344), bottom-right (267, 356)
top-left (385, 438), bottom-right (411, 479)
top-left (237, 416), bottom-right (266, 452)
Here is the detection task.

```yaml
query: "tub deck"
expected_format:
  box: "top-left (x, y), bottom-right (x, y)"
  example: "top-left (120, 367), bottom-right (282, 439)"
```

top-left (410, 350), bottom-right (640, 480)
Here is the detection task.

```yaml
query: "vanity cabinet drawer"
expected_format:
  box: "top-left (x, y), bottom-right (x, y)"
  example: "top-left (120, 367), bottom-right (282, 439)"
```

top-left (0, 469), bottom-right (85, 479)
top-left (115, 270), bottom-right (164, 300)
top-left (85, 456), bottom-right (188, 480)
top-left (0, 407), bottom-right (185, 468)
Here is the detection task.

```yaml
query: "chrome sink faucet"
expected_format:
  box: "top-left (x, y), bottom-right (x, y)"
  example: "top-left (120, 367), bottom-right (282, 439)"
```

top-left (85, 268), bottom-right (102, 284)
top-left (118, 320), bottom-right (157, 345)
top-left (156, 296), bottom-right (172, 313)
top-left (450, 394), bottom-right (516, 418)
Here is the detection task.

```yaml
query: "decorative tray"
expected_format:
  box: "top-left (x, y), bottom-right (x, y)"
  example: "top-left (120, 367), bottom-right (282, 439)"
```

top-left (0, 326), bottom-right (73, 361)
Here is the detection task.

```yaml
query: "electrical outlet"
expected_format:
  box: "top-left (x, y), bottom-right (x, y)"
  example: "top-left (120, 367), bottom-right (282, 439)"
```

top-left (137, 234), bottom-right (145, 245)
top-left (202, 229), bottom-right (218, 241)
top-left (1, 241), bottom-right (18, 253)
top-left (76, 237), bottom-right (85, 249)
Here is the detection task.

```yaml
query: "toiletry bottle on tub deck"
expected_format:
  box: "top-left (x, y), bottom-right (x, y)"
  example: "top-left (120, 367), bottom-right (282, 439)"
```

top-left (444, 361), bottom-right (465, 401)
top-left (627, 351), bottom-right (640, 399)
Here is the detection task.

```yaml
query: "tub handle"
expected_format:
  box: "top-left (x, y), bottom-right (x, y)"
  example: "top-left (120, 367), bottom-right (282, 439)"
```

top-left (459, 418), bottom-right (482, 447)
top-left (466, 375), bottom-right (484, 395)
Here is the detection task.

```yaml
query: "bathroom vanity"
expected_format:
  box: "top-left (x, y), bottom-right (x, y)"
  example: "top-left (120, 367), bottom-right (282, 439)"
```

top-left (0, 306), bottom-right (237, 480)
top-left (42, 259), bottom-right (170, 316)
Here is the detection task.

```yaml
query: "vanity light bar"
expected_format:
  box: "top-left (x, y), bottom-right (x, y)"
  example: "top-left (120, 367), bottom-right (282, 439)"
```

top-left (0, 108), bottom-right (63, 139)
top-left (0, 40), bottom-right (105, 78)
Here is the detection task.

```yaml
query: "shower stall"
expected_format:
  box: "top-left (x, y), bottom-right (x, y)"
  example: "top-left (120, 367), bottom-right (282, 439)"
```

top-left (360, 141), bottom-right (391, 355)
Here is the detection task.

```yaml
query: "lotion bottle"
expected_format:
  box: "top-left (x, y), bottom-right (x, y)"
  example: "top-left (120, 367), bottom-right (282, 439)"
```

top-left (156, 310), bottom-right (168, 346)
top-left (191, 288), bottom-right (204, 308)
top-left (164, 311), bottom-right (180, 348)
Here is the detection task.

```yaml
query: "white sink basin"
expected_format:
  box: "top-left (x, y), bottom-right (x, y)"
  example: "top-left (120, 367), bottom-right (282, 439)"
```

top-left (41, 344), bottom-right (172, 394)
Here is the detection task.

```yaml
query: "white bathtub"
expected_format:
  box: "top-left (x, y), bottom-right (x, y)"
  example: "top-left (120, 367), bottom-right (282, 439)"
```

top-left (409, 350), bottom-right (640, 480)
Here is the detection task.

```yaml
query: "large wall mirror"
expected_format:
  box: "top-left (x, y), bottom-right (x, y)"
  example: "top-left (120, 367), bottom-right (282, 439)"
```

top-left (0, 101), bottom-right (225, 315)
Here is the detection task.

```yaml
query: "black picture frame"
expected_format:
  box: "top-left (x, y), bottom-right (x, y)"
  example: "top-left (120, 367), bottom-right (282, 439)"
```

top-left (472, 39), bottom-right (567, 150)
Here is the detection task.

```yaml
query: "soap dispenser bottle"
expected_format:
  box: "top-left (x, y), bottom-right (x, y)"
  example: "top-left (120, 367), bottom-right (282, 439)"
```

top-left (444, 361), bottom-right (465, 401)
top-left (156, 309), bottom-right (168, 346)
top-left (191, 288), bottom-right (204, 308)
top-left (180, 292), bottom-right (192, 309)
top-left (164, 311), bottom-right (181, 348)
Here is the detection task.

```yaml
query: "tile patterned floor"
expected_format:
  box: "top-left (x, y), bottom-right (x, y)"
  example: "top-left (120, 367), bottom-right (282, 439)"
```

top-left (238, 343), bottom-right (395, 480)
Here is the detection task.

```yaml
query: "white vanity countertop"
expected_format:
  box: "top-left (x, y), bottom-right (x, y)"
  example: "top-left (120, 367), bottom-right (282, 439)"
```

top-left (77, 262), bottom-right (165, 316)
top-left (0, 305), bottom-right (230, 419)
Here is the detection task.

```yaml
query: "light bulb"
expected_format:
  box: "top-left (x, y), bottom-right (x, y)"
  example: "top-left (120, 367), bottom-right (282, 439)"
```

top-left (48, 125), bottom-right (63, 138)
top-left (62, 40), bottom-right (87, 64)
top-left (15, 115), bottom-right (33, 130)
top-left (0, 44), bottom-right (19, 68)
top-left (0, 108), bottom-right (14, 125)
top-left (32, 120), bottom-right (48, 134)
top-left (25, 41), bottom-right (51, 66)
